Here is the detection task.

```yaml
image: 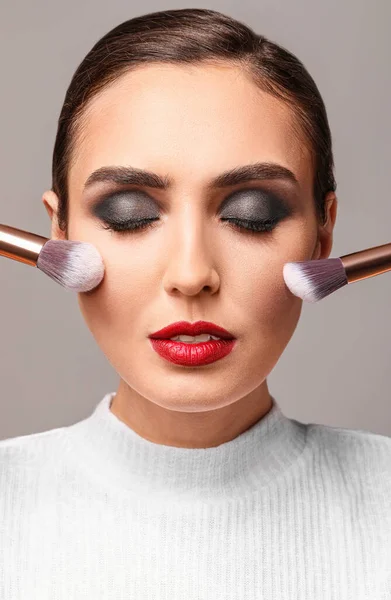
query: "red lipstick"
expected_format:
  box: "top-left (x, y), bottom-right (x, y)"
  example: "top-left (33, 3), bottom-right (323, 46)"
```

top-left (148, 320), bottom-right (236, 366)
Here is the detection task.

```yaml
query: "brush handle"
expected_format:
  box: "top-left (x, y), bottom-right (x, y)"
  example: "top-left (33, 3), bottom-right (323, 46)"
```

top-left (341, 242), bottom-right (391, 283)
top-left (0, 224), bottom-right (48, 267)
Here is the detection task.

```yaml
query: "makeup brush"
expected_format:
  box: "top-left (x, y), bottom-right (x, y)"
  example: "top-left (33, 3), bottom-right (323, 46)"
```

top-left (283, 241), bottom-right (391, 302)
top-left (0, 224), bottom-right (104, 292)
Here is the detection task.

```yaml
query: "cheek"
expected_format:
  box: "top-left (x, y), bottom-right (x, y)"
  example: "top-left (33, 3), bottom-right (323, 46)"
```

top-left (228, 225), bottom-right (315, 344)
top-left (235, 253), bottom-right (302, 341)
top-left (77, 247), bottom-right (151, 341)
top-left (67, 209), bottom-right (156, 331)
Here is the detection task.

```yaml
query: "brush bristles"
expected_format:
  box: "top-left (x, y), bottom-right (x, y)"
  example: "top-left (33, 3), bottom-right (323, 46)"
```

top-left (37, 240), bottom-right (104, 292)
top-left (283, 258), bottom-right (348, 302)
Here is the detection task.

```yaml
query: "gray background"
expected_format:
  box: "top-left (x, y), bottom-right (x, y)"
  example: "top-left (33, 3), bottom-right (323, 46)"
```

top-left (0, 0), bottom-right (390, 440)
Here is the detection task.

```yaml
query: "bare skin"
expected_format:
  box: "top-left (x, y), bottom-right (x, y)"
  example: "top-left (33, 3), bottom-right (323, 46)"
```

top-left (43, 62), bottom-right (337, 448)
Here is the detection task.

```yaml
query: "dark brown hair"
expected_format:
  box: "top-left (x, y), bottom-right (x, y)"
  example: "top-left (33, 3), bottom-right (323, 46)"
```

top-left (51, 8), bottom-right (336, 235)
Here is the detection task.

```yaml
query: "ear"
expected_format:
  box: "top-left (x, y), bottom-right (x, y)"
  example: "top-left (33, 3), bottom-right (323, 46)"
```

top-left (312, 192), bottom-right (338, 260)
top-left (42, 190), bottom-right (67, 240)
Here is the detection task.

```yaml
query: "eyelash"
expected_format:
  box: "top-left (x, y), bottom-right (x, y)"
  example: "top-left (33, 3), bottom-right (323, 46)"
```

top-left (100, 217), bottom-right (279, 236)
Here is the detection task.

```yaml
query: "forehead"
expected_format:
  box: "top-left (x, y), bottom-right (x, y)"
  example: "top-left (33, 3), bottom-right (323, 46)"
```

top-left (70, 63), bottom-right (312, 193)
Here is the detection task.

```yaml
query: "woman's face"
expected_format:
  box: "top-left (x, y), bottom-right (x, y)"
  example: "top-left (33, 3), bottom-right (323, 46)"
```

top-left (45, 63), bottom-right (335, 413)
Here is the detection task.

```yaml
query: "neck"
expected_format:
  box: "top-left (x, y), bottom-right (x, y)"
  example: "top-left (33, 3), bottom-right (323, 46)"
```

top-left (67, 390), bottom-right (308, 501)
top-left (110, 378), bottom-right (273, 449)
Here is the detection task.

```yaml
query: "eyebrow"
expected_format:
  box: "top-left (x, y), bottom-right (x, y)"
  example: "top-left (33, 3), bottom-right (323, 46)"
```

top-left (83, 162), bottom-right (299, 193)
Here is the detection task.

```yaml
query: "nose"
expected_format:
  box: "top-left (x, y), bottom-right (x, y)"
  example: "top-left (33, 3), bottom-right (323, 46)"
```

top-left (162, 214), bottom-right (220, 298)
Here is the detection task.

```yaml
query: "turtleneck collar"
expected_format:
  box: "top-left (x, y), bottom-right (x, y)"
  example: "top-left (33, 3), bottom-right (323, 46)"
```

top-left (67, 392), bottom-right (309, 502)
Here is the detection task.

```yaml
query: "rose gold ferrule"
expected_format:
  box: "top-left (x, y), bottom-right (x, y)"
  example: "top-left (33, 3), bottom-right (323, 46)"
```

top-left (0, 224), bottom-right (49, 267)
top-left (341, 242), bottom-right (391, 283)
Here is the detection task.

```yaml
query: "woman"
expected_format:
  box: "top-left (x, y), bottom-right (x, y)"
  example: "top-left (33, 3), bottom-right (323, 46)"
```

top-left (1, 8), bottom-right (390, 598)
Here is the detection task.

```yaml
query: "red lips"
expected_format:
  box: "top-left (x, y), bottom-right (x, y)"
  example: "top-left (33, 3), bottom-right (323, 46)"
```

top-left (149, 320), bottom-right (235, 340)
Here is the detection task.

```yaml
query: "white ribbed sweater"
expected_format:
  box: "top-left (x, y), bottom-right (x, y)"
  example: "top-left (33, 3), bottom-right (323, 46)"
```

top-left (0, 391), bottom-right (390, 599)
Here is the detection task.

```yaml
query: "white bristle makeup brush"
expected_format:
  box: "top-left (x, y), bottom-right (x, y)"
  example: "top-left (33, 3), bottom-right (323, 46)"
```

top-left (0, 224), bottom-right (104, 292)
top-left (283, 241), bottom-right (391, 302)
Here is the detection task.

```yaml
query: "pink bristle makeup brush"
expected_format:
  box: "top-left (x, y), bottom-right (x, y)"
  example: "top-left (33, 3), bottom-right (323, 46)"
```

top-left (283, 241), bottom-right (391, 302)
top-left (0, 224), bottom-right (104, 292)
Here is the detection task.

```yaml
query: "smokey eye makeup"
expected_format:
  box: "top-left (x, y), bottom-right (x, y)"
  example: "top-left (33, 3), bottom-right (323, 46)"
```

top-left (219, 188), bottom-right (293, 234)
top-left (89, 187), bottom-right (294, 236)
top-left (91, 191), bottom-right (160, 233)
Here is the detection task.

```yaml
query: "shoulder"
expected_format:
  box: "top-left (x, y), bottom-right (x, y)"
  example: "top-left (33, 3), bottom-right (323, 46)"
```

top-left (306, 419), bottom-right (391, 488)
top-left (0, 426), bottom-right (76, 528)
top-left (0, 425), bottom-right (70, 471)
top-left (308, 418), bottom-right (391, 452)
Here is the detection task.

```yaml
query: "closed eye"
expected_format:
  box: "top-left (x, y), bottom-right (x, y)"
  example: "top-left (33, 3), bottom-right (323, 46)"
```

top-left (93, 187), bottom-right (293, 235)
top-left (99, 216), bottom-right (280, 235)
